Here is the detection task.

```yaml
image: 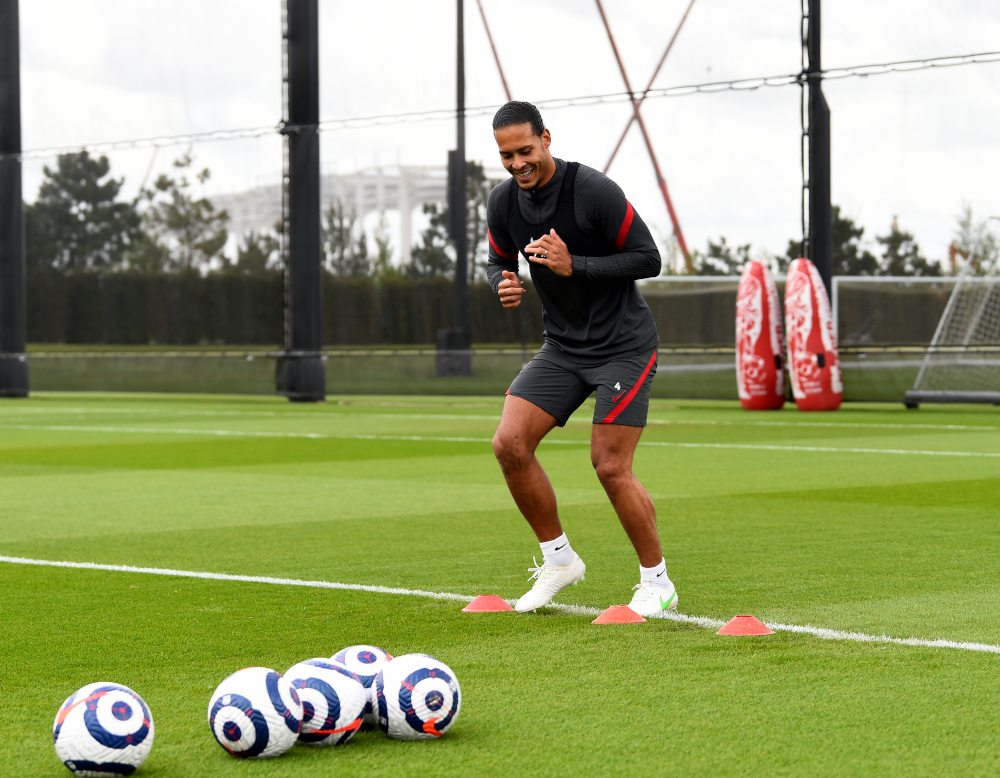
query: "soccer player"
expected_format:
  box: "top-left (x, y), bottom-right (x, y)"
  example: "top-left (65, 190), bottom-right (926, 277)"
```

top-left (487, 101), bottom-right (677, 617)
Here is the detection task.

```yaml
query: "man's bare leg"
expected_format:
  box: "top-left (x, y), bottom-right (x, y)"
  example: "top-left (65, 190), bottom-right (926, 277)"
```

top-left (493, 395), bottom-right (587, 613)
top-left (491, 395), bottom-right (562, 542)
top-left (590, 424), bottom-right (662, 567)
top-left (591, 422), bottom-right (676, 615)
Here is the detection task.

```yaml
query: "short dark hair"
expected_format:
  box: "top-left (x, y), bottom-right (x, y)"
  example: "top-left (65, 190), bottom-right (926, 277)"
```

top-left (492, 101), bottom-right (545, 137)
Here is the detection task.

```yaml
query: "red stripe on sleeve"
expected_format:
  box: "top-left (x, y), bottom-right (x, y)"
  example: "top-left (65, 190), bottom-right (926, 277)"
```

top-left (614, 201), bottom-right (635, 251)
top-left (601, 350), bottom-right (658, 424)
top-left (488, 230), bottom-right (513, 261)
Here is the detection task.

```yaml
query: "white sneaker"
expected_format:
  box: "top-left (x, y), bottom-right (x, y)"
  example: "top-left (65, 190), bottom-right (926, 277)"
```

top-left (628, 579), bottom-right (678, 617)
top-left (514, 554), bottom-right (586, 613)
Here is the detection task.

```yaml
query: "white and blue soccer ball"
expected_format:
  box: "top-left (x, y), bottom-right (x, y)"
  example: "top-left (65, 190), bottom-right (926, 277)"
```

top-left (207, 667), bottom-right (303, 759)
top-left (331, 645), bottom-right (392, 727)
top-left (53, 682), bottom-right (154, 777)
top-left (284, 659), bottom-right (367, 747)
top-left (375, 653), bottom-right (461, 741)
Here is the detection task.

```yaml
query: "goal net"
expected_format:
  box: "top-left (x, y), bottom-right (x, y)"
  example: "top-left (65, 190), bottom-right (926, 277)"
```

top-left (905, 260), bottom-right (1000, 406)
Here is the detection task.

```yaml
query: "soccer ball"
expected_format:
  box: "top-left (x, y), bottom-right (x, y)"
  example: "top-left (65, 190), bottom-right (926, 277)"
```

top-left (331, 645), bottom-right (392, 727)
top-left (375, 653), bottom-right (461, 740)
top-left (284, 659), bottom-right (367, 746)
top-left (53, 682), bottom-right (154, 777)
top-left (207, 667), bottom-right (302, 759)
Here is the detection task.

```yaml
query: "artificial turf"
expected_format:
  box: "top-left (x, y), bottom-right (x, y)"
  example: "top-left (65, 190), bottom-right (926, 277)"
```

top-left (2, 392), bottom-right (999, 776)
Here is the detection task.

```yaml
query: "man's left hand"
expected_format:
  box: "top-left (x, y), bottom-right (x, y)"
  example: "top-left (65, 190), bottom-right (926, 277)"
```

top-left (525, 229), bottom-right (572, 277)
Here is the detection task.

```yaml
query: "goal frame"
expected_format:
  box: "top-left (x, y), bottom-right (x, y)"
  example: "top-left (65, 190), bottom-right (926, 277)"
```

top-left (903, 264), bottom-right (1000, 408)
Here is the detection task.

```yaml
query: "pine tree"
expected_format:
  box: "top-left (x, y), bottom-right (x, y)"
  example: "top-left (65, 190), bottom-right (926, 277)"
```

top-left (785, 206), bottom-right (879, 275)
top-left (234, 229), bottom-right (280, 275)
top-left (694, 236), bottom-right (751, 275)
top-left (24, 152), bottom-right (141, 271)
top-left (876, 218), bottom-right (940, 277)
top-left (408, 203), bottom-right (453, 278)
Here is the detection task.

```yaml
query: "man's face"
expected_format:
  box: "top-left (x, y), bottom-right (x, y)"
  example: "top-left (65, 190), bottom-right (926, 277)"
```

top-left (494, 124), bottom-right (552, 190)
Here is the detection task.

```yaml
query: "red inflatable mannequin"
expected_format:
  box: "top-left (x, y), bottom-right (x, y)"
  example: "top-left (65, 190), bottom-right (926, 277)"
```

top-left (735, 261), bottom-right (785, 410)
top-left (784, 258), bottom-right (842, 411)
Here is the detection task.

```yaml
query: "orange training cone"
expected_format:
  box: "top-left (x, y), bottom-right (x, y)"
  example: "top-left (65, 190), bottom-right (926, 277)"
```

top-left (462, 595), bottom-right (514, 612)
top-left (592, 605), bottom-right (647, 624)
top-left (717, 615), bottom-right (774, 636)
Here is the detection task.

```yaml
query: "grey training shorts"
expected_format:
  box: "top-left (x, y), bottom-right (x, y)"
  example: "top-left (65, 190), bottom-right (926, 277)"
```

top-left (506, 346), bottom-right (658, 427)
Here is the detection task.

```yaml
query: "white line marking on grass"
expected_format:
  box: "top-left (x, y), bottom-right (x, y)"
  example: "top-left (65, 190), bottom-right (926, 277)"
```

top-left (643, 419), bottom-right (1000, 432)
top-left (0, 408), bottom-right (505, 422)
top-left (3, 424), bottom-right (999, 458)
top-left (638, 441), bottom-right (1000, 458)
top-left (0, 556), bottom-right (473, 602)
top-left (3, 408), bottom-right (998, 432)
top-left (4, 555), bottom-right (1000, 656)
top-left (0, 424), bottom-right (495, 443)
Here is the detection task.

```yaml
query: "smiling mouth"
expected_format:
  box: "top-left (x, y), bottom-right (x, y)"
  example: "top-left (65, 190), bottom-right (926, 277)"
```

top-left (515, 168), bottom-right (534, 181)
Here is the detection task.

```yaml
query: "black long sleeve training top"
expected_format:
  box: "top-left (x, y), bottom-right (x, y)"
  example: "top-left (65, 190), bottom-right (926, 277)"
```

top-left (486, 158), bottom-right (661, 361)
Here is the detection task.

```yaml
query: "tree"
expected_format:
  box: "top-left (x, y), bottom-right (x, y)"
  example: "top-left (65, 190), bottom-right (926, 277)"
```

top-left (694, 236), bottom-right (751, 275)
top-left (323, 199), bottom-right (369, 277)
top-left (406, 159), bottom-right (496, 279)
top-left (408, 202), bottom-right (453, 278)
top-left (234, 229), bottom-right (280, 275)
top-left (952, 205), bottom-right (999, 275)
top-left (122, 232), bottom-right (171, 274)
top-left (24, 151), bottom-right (141, 271)
top-left (144, 153), bottom-right (229, 272)
top-left (370, 213), bottom-right (398, 279)
top-left (785, 206), bottom-right (879, 275)
top-left (876, 218), bottom-right (940, 277)
top-left (465, 160), bottom-right (494, 281)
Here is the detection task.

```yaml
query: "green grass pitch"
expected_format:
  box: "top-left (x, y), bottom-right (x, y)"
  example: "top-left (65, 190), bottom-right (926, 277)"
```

top-left (2, 392), bottom-right (1000, 776)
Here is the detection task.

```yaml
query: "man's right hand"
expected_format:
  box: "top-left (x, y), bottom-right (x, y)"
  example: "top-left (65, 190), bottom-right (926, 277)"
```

top-left (498, 270), bottom-right (526, 309)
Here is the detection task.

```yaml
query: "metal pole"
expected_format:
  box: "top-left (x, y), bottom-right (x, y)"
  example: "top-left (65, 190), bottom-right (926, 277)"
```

top-left (603, 0), bottom-right (696, 174)
top-left (454, 0), bottom-right (468, 337)
top-left (276, 0), bottom-right (325, 401)
top-left (594, 0), bottom-right (693, 273)
top-left (436, 0), bottom-right (472, 377)
top-left (475, 0), bottom-right (511, 101)
top-left (807, 0), bottom-right (832, 295)
top-left (0, 0), bottom-right (29, 396)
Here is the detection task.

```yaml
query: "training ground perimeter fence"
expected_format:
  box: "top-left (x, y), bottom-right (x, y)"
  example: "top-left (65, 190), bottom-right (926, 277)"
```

top-left (19, 276), bottom-right (969, 402)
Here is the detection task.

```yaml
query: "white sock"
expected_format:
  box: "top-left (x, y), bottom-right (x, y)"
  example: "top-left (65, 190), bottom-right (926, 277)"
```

top-left (540, 533), bottom-right (574, 567)
top-left (640, 558), bottom-right (671, 588)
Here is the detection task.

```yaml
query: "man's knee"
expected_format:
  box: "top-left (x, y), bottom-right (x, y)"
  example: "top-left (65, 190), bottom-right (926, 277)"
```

top-left (493, 428), bottom-right (529, 474)
top-left (591, 449), bottom-right (630, 485)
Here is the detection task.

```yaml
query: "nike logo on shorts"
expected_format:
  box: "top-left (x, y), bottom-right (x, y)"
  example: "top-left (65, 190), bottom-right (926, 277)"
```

top-left (612, 391), bottom-right (626, 402)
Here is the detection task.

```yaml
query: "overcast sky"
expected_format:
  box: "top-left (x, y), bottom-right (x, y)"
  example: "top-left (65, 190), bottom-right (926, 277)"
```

top-left (17, 0), bottom-right (1000, 267)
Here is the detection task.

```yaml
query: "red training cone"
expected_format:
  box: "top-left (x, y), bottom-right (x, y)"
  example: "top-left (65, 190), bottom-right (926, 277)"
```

top-left (717, 615), bottom-right (774, 636)
top-left (462, 595), bottom-right (514, 612)
top-left (592, 605), bottom-right (647, 624)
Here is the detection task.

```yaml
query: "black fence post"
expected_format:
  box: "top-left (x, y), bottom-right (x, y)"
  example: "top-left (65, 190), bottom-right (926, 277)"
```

top-left (0, 0), bottom-right (29, 397)
top-left (437, 0), bottom-right (472, 377)
top-left (808, 0), bottom-right (832, 295)
top-left (276, 0), bottom-right (326, 401)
